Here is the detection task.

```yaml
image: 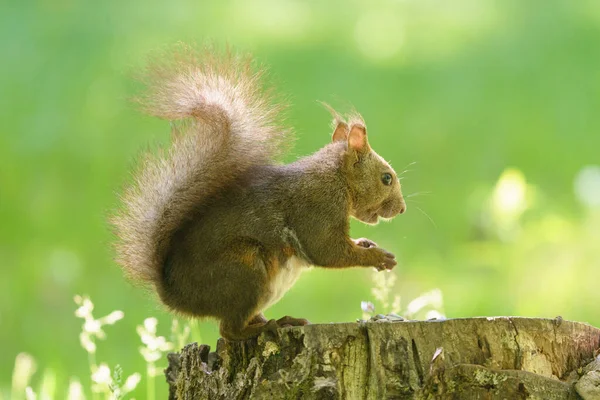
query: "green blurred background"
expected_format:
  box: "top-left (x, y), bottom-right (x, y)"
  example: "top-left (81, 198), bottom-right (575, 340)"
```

top-left (2, 0), bottom-right (600, 397)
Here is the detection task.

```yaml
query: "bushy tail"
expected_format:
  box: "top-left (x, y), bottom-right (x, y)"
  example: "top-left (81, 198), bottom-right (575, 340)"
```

top-left (111, 43), bottom-right (291, 288)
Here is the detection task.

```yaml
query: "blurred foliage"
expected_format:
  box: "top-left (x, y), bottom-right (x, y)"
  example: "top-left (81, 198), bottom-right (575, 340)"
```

top-left (2, 0), bottom-right (600, 397)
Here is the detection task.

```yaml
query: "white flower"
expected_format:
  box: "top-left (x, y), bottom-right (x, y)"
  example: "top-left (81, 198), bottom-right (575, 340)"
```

top-left (140, 347), bottom-right (162, 363)
top-left (137, 327), bottom-right (152, 346)
top-left (67, 378), bottom-right (85, 400)
top-left (74, 295), bottom-right (123, 354)
top-left (83, 319), bottom-right (103, 337)
top-left (371, 271), bottom-right (397, 310)
top-left (12, 353), bottom-right (37, 393)
top-left (74, 296), bottom-right (94, 318)
top-left (91, 364), bottom-right (112, 385)
top-left (171, 319), bottom-right (192, 350)
top-left (79, 332), bottom-right (96, 354)
top-left (153, 335), bottom-right (172, 352)
top-left (123, 373), bottom-right (142, 392)
top-left (137, 318), bottom-right (174, 363)
top-left (144, 318), bottom-right (158, 335)
top-left (101, 310), bottom-right (124, 325)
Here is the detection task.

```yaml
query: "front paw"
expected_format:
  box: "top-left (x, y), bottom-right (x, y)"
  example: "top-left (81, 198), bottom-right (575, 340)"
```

top-left (371, 247), bottom-right (397, 271)
top-left (354, 238), bottom-right (378, 248)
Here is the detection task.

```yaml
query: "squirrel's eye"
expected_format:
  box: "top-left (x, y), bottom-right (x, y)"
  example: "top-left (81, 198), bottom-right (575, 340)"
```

top-left (381, 173), bottom-right (393, 186)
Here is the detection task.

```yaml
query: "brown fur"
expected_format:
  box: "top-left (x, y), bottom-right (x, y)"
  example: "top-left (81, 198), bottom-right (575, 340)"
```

top-left (112, 44), bottom-right (406, 341)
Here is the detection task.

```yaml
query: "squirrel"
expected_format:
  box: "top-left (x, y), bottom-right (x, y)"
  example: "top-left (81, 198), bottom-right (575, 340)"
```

top-left (111, 44), bottom-right (407, 341)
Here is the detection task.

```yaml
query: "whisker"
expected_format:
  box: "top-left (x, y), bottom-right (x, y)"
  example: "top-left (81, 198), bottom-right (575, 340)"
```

top-left (405, 198), bottom-right (422, 205)
top-left (398, 162), bottom-right (417, 177)
top-left (414, 205), bottom-right (437, 229)
top-left (405, 191), bottom-right (432, 198)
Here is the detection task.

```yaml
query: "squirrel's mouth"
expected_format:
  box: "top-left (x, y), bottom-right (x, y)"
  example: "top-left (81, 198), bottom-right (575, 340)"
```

top-left (357, 212), bottom-right (379, 225)
top-left (357, 203), bottom-right (406, 224)
top-left (355, 197), bottom-right (406, 224)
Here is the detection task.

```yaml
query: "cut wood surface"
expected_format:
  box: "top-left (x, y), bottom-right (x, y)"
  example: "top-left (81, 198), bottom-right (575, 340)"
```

top-left (165, 317), bottom-right (600, 399)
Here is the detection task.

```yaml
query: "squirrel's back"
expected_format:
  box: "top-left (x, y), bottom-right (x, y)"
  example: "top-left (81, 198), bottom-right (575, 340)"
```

top-left (111, 44), bottom-right (291, 292)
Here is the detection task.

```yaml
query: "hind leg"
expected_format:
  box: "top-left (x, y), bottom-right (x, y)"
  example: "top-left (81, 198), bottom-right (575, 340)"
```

top-left (215, 241), bottom-right (283, 341)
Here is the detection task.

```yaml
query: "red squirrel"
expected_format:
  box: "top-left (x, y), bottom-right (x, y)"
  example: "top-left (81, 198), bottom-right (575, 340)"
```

top-left (112, 44), bottom-right (407, 341)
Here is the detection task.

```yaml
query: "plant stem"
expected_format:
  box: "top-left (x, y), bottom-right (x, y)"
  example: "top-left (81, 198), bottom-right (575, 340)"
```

top-left (147, 363), bottom-right (155, 400)
top-left (88, 347), bottom-right (98, 400)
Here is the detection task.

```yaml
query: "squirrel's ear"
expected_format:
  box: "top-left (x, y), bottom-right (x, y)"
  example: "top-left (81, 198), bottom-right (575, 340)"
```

top-left (348, 125), bottom-right (370, 154)
top-left (332, 121), bottom-right (350, 142)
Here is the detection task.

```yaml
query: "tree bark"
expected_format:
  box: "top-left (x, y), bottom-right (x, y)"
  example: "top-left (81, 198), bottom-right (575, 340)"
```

top-left (165, 317), bottom-right (600, 399)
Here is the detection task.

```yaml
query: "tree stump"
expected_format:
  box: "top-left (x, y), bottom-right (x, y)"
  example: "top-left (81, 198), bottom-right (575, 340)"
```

top-left (165, 317), bottom-right (600, 399)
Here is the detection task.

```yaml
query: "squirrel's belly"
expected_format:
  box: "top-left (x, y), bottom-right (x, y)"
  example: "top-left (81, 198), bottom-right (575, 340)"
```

top-left (262, 256), bottom-right (310, 310)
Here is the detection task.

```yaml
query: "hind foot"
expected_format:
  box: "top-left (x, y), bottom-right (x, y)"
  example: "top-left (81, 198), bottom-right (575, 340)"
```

top-left (219, 318), bottom-right (278, 341)
top-left (277, 315), bottom-right (310, 328)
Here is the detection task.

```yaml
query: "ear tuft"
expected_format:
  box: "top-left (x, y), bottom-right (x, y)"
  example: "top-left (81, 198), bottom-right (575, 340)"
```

top-left (348, 125), bottom-right (369, 152)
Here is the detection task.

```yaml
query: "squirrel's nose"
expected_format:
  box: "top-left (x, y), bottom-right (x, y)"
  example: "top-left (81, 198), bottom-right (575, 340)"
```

top-left (399, 203), bottom-right (406, 214)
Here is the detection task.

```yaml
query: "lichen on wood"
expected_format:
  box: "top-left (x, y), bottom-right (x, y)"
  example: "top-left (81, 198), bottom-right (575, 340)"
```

top-left (165, 317), bottom-right (600, 399)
